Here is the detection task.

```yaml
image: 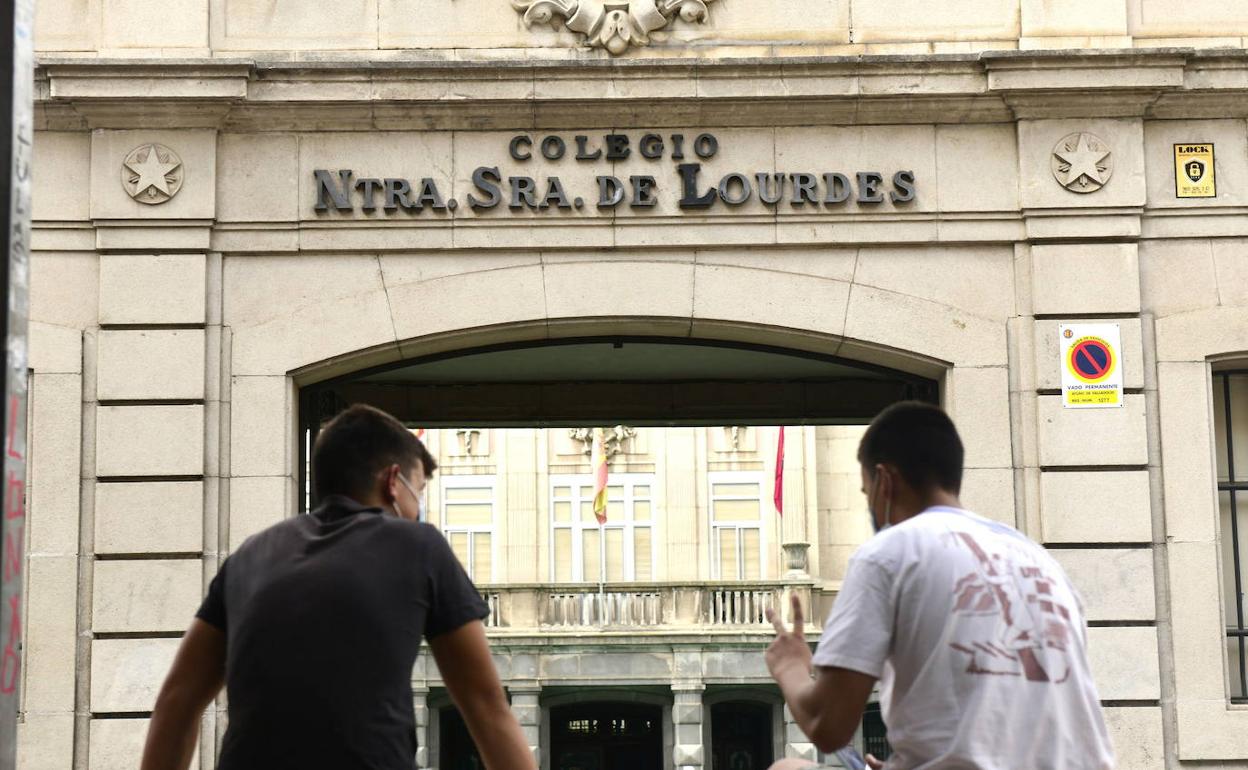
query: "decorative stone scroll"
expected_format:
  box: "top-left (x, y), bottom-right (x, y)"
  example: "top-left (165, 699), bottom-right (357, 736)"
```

top-left (512, 0), bottom-right (718, 55)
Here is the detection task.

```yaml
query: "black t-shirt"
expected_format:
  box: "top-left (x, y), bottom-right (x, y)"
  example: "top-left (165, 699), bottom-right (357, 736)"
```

top-left (196, 495), bottom-right (489, 770)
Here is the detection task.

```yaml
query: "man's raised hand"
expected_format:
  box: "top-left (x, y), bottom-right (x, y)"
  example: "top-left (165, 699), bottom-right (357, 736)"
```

top-left (764, 592), bottom-right (812, 681)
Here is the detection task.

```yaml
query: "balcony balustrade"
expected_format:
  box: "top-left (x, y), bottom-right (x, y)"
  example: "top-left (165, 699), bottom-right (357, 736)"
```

top-left (476, 580), bottom-right (819, 631)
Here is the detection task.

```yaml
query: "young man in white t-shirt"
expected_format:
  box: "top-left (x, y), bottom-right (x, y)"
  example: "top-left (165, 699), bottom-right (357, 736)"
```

top-left (764, 401), bottom-right (1115, 770)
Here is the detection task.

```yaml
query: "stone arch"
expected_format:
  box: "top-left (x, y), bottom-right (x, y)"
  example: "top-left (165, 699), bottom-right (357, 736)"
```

top-left (540, 687), bottom-right (673, 708)
top-left (223, 256), bottom-right (1015, 548)
top-left (227, 254), bottom-right (1010, 382)
top-left (702, 687), bottom-right (782, 707)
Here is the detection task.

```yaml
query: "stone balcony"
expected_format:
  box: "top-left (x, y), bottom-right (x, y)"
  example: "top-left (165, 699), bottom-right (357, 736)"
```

top-left (476, 579), bottom-right (826, 634)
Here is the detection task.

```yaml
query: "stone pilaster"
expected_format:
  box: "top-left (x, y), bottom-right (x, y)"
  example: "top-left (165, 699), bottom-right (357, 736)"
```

top-left (783, 703), bottom-right (817, 761)
top-left (672, 684), bottom-right (705, 770)
top-left (780, 428), bottom-right (810, 578)
top-left (413, 686), bottom-right (430, 768)
top-left (502, 430), bottom-right (540, 583)
top-left (509, 684), bottom-right (542, 767)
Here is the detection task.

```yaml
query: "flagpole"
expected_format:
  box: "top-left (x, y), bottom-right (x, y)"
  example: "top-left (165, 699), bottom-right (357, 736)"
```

top-left (774, 425), bottom-right (785, 517)
top-left (598, 539), bottom-right (606, 622)
top-left (774, 426), bottom-right (787, 620)
top-left (592, 427), bottom-right (609, 622)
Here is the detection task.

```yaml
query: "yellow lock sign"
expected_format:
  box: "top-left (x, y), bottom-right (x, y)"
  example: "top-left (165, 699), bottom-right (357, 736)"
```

top-left (1174, 143), bottom-right (1215, 198)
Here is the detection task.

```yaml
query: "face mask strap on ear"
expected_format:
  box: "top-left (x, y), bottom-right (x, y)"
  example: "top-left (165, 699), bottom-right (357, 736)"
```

top-left (868, 466), bottom-right (893, 535)
top-left (395, 471), bottom-right (425, 521)
top-left (388, 469), bottom-right (403, 518)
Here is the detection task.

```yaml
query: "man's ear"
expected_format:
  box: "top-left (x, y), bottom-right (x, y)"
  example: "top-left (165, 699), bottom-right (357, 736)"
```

top-left (381, 463), bottom-right (400, 503)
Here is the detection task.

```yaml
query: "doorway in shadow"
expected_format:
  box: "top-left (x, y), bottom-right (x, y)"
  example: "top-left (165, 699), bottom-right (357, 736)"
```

top-left (549, 701), bottom-right (664, 770)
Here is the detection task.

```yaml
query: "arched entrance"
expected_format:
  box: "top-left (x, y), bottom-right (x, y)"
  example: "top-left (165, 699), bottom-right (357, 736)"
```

top-left (296, 335), bottom-right (938, 507)
top-left (293, 333), bottom-right (938, 768)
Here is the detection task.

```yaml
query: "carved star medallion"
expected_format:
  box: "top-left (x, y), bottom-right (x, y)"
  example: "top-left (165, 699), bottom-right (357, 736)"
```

top-left (122, 144), bottom-right (184, 205)
top-left (1050, 132), bottom-right (1112, 194)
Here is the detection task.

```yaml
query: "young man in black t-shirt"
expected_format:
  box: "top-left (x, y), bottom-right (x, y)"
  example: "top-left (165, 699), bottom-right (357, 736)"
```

top-left (140, 404), bottom-right (534, 770)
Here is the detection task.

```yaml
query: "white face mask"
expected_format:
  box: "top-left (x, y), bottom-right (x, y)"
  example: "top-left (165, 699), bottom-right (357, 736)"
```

top-left (395, 473), bottom-right (426, 521)
top-left (867, 470), bottom-right (893, 535)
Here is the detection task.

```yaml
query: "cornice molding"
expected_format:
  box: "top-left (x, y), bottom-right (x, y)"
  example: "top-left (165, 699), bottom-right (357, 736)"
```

top-left (33, 48), bottom-right (1248, 131)
top-left (34, 207), bottom-right (1248, 253)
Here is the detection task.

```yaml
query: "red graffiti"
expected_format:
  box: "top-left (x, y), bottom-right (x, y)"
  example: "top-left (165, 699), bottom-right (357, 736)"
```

top-left (5, 471), bottom-right (22, 522)
top-left (1, 594), bottom-right (21, 694)
top-left (5, 395), bottom-right (20, 462)
top-left (0, 391), bottom-right (27, 698)
top-left (2, 527), bottom-right (20, 584)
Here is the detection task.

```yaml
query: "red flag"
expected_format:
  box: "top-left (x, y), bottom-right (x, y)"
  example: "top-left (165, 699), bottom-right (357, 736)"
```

top-left (773, 426), bottom-right (785, 516)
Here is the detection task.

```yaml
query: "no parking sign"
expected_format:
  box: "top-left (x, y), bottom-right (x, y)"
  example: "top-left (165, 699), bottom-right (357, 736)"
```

top-left (1060, 323), bottom-right (1123, 408)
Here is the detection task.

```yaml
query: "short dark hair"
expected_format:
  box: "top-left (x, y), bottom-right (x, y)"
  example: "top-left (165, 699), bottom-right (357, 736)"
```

top-left (857, 401), bottom-right (964, 494)
top-left (312, 404), bottom-right (437, 501)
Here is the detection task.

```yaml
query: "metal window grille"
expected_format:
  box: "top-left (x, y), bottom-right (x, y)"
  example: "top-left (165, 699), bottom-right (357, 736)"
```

top-left (861, 702), bottom-right (892, 761)
top-left (1215, 371), bottom-right (1248, 703)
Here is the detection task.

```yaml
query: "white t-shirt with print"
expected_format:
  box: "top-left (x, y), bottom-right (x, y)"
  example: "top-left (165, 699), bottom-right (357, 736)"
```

top-left (811, 507), bottom-right (1114, 770)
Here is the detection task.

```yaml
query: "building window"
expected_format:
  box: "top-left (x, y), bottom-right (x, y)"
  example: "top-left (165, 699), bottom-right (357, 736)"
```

top-left (1215, 370), bottom-right (1248, 702)
top-left (710, 472), bottom-right (765, 580)
top-left (441, 475), bottom-right (495, 584)
top-left (550, 474), bottom-right (655, 582)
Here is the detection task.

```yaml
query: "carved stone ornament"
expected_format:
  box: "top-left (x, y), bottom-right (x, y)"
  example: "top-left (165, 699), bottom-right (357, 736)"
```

top-left (122, 143), bottom-right (184, 205)
top-left (782, 542), bottom-right (810, 577)
top-left (568, 425), bottom-right (636, 457)
top-left (1050, 132), bottom-right (1112, 194)
top-left (456, 428), bottom-right (482, 455)
top-left (512, 0), bottom-right (718, 55)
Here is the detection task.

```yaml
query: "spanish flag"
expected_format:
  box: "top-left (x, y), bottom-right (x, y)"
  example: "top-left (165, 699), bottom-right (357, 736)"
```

top-left (592, 427), bottom-right (608, 525)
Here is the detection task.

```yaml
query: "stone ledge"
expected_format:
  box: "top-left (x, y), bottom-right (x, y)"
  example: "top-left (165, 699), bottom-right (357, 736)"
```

top-left (45, 62), bottom-right (252, 100)
top-left (32, 49), bottom-right (1248, 130)
top-left (36, 210), bottom-right (1238, 255)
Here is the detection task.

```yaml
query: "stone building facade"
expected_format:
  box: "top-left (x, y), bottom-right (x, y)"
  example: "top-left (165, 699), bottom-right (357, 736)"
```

top-left (17, 0), bottom-right (1248, 767)
top-left (408, 424), bottom-right (875, 770)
